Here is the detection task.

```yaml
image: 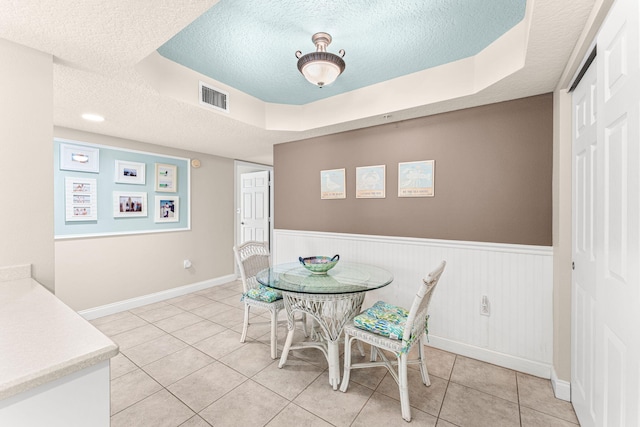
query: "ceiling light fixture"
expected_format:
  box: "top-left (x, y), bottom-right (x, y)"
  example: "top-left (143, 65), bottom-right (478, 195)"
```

top-left (295, 32), bottom-right (345, 88)
top-left (81, 113), bottom-right (105, 122)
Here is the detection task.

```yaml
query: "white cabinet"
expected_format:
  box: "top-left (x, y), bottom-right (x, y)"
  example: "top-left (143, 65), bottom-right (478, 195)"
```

top-left (0, 271), bottom-right (118, 427)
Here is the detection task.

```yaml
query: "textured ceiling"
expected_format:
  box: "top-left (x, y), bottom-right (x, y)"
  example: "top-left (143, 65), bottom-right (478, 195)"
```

top-left (0, 0), bottom-right (596, 165)
top-left (157, 0), bottom-right (526, 104)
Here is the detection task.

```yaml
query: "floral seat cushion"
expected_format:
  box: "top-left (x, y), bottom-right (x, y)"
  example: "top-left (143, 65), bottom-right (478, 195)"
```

top-left (245, 285), bottom-right (282, 303)
top-left (353, 300), bottom-right (409, 340)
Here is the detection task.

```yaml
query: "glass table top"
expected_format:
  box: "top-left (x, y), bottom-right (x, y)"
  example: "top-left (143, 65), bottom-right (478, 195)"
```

top-left (256, 262), bottom-right (394, 294)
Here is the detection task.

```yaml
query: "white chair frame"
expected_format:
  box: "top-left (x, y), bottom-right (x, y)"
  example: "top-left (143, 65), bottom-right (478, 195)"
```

top-left (233, 241), bottom-right (306, 359)
top-left (339, 260), bottom-right (446, 422)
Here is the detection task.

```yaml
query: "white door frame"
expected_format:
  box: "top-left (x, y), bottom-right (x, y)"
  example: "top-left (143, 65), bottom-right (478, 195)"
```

top-left (234, 160), bottom-right (274, 252)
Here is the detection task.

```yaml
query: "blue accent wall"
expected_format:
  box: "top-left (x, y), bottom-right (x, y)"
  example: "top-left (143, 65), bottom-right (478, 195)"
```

top-left (54, 139), bottom-right (190, 238)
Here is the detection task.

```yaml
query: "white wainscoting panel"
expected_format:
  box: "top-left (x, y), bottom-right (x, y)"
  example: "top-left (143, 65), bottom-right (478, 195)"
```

top-left (274, 229), bottom-right (554, 377)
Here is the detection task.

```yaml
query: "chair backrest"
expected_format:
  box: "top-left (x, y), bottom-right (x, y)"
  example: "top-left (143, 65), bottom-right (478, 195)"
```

top-left (233, 241), bottom-right (271, 293)
top-left (402, 260), bottom-right (446, 343)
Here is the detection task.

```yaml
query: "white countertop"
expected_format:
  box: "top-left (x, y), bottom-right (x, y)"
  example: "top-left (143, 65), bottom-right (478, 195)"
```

top-left (0, 278), bottom-right (118, 400)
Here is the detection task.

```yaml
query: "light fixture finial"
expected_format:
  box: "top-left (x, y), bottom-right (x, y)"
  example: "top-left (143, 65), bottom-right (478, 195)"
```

top-left (295, 32), bottom-right (345, 88)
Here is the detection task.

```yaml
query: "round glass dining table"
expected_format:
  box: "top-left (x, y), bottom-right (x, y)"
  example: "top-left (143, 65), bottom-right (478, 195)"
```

top-left (256, 261), bottom-right (393, 390)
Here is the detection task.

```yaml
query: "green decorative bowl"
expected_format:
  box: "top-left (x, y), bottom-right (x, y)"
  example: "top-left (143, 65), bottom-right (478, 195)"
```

top-left (299, 254), bottom-right (340, 275)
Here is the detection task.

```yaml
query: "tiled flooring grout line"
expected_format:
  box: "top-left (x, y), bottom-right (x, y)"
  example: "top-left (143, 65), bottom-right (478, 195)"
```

top-left (516, 370), bottom-right (523, 427)
top-left (118, 305), bottom-right (310, 422)
top-left (104, 282), bottom-right (580, 426)
top-left (436, 353), bottom-right (456, 421)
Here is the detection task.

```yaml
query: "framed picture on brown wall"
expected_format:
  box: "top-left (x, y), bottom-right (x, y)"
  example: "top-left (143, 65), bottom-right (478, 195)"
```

top-left (356, 165), bottom-right (386, 198)
top-left (398, 160), bottom-right (435, 197)
top-left (320, 168), bottom-right (346, 199)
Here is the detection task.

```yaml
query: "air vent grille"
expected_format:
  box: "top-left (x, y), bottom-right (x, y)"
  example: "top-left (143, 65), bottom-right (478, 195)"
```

top-left (199, 82), bottom-right (229, 113)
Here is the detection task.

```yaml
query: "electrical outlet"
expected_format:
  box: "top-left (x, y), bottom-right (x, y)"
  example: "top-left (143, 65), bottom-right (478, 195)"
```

top-left (480, 295), bottom-right (490, 316)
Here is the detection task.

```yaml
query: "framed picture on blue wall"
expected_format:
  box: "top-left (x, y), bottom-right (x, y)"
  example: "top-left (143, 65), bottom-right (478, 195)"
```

top-left (155, 196), bottom-right (179, 223)
top-left (65, 177), bottom-right (97, 221)
top-left (155, 163), bottom-right (178, 192)
top-left (115, 160), bottom-right (146, 185)
top-left (113, 191), bottom-right (147, 218)
top-left (60, 143), bottom-right (100, 173)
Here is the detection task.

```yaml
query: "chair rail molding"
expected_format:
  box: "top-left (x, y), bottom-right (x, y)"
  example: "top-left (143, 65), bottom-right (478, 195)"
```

top-left (273, 229), bottom-right (554, 378)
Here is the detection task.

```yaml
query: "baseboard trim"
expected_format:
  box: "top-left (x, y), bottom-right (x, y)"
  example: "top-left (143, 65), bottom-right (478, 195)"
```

top-left (427, 335), bottom-right (552, 379)
top-left (78, 274), bottom-right (237, 320)
top-left (551, 367), bottom-right (572, 401)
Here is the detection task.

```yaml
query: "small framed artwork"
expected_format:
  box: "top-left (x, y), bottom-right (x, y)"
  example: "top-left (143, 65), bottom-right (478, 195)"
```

top-left (155, 196), bottom-right (179, 223)
top-left (398, 160), bottom-right (435, 197)
top-left (65, 177), bottom-right (97, 221)
top-left (356, 165), bottom-right (386, 198)
top-left (115, 160), bottom-right (146, 185)
top-left (155, 163), bottom-right (178, 192)
top-left (60, 143), bottom-right (100, 173)
top-left (113, 191), bottom-right (147, 217)
top-left (320, 168), bottom-right (346, 199)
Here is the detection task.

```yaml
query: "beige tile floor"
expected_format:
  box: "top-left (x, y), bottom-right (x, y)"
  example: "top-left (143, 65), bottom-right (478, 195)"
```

top-left (93, 281), bottom-right (580, 427)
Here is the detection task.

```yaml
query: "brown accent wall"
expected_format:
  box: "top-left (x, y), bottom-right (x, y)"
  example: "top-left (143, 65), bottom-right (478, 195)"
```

top-left (274, 93), bottom-right (553, 246)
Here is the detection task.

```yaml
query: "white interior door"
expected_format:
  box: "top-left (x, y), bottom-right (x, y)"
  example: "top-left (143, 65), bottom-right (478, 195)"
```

top-left (572, 55), bottom-right (598, 427)
top-left (240, 170), bottom-right (270, 245)
top-left (595, 0), bottom-right (640, 424)
top-left (572, 0), bottom-right (640, 425)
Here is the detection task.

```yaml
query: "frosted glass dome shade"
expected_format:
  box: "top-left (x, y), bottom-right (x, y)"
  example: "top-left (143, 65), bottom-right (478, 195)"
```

top-left (296, 32), bottom-right (345, 88)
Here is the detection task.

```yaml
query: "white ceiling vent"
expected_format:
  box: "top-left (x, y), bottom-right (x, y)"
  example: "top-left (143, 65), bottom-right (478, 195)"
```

top-left (199, 81), bottom-right (229, 113)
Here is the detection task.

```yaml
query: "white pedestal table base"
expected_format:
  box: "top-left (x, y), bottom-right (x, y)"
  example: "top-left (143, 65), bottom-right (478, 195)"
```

top-left (278, 291), bottom-right (366, 390)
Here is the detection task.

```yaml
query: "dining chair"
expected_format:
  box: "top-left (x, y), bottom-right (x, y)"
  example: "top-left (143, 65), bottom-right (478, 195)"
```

top-left (340, 260), bottom-right (446, 422)
top-left (233, 241), bottom-right (306, 359)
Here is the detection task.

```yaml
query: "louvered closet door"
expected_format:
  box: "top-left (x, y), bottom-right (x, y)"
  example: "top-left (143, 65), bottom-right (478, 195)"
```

top-left (572, 0), bottom-right (640, 425)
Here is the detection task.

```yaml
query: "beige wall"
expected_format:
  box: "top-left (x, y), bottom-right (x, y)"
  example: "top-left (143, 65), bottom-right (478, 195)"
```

top-left (0, 40), bottom-right (236, 311)
top-left (54, 128), bottom-right (235, 311)
top-left (274, 94), bottom-right (553, 246)
top-left (0, 39), bottom-right (54, 289)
